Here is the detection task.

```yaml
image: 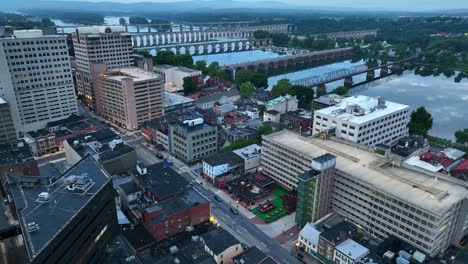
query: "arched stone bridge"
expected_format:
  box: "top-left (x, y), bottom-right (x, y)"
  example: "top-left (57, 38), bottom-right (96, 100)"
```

top-left (145, 39), bottom-right (254, 55)
top-left (131, 24), bottom-right (289, 49)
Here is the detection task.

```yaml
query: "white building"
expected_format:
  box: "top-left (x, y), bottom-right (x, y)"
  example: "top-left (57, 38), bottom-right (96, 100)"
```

top-left (312, 95), bottom-right (410, 146)
top-left (233, 144), bottom-right (262, 173)
top-left (334, 239), bottom-right (369, 264)
top-left (0, 29), bottom-right (78, 134)
top-left (298, 223), bottom-right (321, 255)
top-left (265, 94), bottom-right (298, 114)
top-left (262, 130), bottom-right (468, 257)
top-left (72, 26), bottom-right (133, 105)
top-left (154, 65), bottom-right (201, 92)
top-left (202, 151), bottom-right (244, 180)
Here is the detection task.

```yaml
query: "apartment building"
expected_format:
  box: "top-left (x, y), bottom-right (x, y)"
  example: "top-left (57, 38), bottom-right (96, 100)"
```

top-left (169, 117), bottom-right (217, 163)
top-left (0, 29), bottom-right (77, 134)
top-left (0, 98), bottom-right (17, 144)
top-left (96, 67), bottom-right (164, 131)
top-left (72, 26), bottom-right (133, 107)
top-left (312, 95), bottom-right (410, 146)
top-left (262, 130), bottom-right (468, 257)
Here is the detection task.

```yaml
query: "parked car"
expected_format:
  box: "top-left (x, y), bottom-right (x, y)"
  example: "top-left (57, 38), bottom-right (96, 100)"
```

top-left (156, 153), bottom-right (163, 159)
top-left (163, 159), bottom-right (173, 166)
top-left (213, 195), bottom-right (222, 202)
top-left (460, 235), bottom-right (468, 245)
top-left (230, 208), bottom-right (239, 215)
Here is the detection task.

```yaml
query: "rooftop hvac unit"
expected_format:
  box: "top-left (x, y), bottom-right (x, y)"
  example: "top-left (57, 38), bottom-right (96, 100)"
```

top-left (169, 245), bottom-right (179, 254)
top-left (37, 192), bottom-right (50, 202)
top-left (27, 222), bottom-right (40, 233)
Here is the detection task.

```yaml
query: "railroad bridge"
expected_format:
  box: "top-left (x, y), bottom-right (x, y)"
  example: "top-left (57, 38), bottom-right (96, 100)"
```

top-left (225, 48), bottom-right (354, 75)
top-left (291, 57), bottom-right (417, 90)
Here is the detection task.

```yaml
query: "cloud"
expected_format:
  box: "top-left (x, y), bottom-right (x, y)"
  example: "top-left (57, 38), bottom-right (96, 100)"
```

top-left (461, 95), bottom-right (468, 101)
top-left (409, 82), bottom-right (429, 87)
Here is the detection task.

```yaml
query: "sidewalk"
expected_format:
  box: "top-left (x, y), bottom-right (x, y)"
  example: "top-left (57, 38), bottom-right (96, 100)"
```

top-left (194, 176), bottom-right (257, 220)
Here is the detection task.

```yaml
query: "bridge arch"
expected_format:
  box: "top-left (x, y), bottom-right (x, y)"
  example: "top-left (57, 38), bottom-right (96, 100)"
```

top-left (198, 45), bottom-right (204, 55)
top-left (206, 44), bottom-right (213, 54)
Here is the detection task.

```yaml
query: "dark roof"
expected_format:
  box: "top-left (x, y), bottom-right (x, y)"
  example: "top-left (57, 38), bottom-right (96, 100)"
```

top-left (232, 246), bottom-right (270, 263)
top-left (119, 181), bottom-right (140, 195)
top-left (320, 221), bottom-right (355, 245)
top-left (195, 90), bottom-right (240, 104)
top-left (150, 189), bottom-right (208, 224)
top-left (88, 129), bottom-right (119, 144)
top-left (0, 141), bottom-right (35, 167)
top-left (201, 229), bottom-right (240, 255)
top-left (139, 162), bottom-right (189, 200)
top-left (266, 110), bottom-right (280, 115)
top-left (26, 129), bottom-right (53, 139)
top-left (46, 114), bottom-right (87, 128)
top-left (171, 121), bottom-right (216, 134)
top-left (297, 170), bottom-right (321, 182)
top-left (121, 224), bottom-right (156, 251)
top-left (313, 153), bottom-right (336, 163)
top-left (7, 155), bottom-right (111, 261)
top-left (203, 151), bottom-right (244, 167)
top-left (99, 144), bottom-right (135, 162)
top-left (391, 135), bottom-right (427, 157)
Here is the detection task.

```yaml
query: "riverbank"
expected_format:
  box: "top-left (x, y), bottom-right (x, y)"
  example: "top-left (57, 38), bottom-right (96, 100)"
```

top-left (427, 135), bottom-right (468, 155)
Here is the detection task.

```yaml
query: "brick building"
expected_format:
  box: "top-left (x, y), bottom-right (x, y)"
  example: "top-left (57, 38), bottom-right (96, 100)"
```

top-left (0, 141), bottom-right (39, 176)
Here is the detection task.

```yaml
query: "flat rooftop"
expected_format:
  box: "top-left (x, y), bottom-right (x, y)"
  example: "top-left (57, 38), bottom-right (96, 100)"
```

top-left (315, 95), bottom-right (409, 124)
top-left (102, 67), bottom-right (161, 82)
top-left (139, 162), bottom-right (189, 200)
top-left (233, 144), bottom-right (262, 159)
top-left (335, 239), bottom-right (369, 261)
top-left (7, 155), bottom-right (111, 261)
top-left (0, 141), bottom-right (34, 167)
top-left (164, 92), bottom-right (194, 107)
top-left (263, 130), bottom-right (468, 215)
top-left (75, 26), bottom-right (126, 34)
top-left (151, 189), bottom-right (208, 224)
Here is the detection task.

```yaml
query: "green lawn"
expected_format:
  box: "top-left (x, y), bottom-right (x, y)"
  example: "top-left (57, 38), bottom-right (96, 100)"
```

top-left (252, 185), bottom-right (289, 223)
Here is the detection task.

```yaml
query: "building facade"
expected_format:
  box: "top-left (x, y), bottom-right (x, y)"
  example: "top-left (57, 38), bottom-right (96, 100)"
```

top-left (0, 98), bottom-right (16, 144)
top-left (295, 154), bottom-right (336, 227)
top-left (169, 118), bottom-right (218, 163)
top-left (7, 155), bottom-right (118, 264)
top-left (72, 26), bottom-right (133, 107)
top-left (265, 94), bottom-right (298, 114)
top-left (312, 95), bottom-right (410, 146)
top-left (0, 30), bottom-right (78, 134)
top-left (262, 130), bottom-right (468, 257)
top-left (96, 67), bottom-right (164, 131)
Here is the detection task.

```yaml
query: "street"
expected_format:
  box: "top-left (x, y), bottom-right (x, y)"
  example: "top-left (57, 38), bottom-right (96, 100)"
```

top-left (188, 172), bottom-right (302, 264)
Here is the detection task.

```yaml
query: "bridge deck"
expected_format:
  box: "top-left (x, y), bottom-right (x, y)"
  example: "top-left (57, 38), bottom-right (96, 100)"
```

top-left (225, 47), bottom-right (353, 68)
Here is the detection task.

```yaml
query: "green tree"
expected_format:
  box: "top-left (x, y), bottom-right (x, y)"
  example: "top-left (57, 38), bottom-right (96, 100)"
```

top-left (454, 129), bottom-right (468, 146)
top-left (194, 60), bottom-right (207, 73)
top-left (291, 85), bottom-right (314, 108)
top-left (408, 106), bottom-right (433, 136)
top-left (134, 50), bottom-right (152, 58)
top-left (257, 124), bottom-right (273, 142)
top-left (332, 86), bottom-right (348, 96)
top-left (234, 69), bottom-right (267, 88)
top-left (316, 86), bottom-right (327, 97)
top-left (119, 17), bottom-right (127, 25)
top-left (153, 50), bottom-right (176, 65)
top-left (129, 16), bottom-right (148, 24)
top-left (173, 54), bottom-right (193, 67)
top-left (207, 62), bottom-right (220, 77)
top-left (183, 77), bottom-right (198, 95)
top-left (239, 82), bottom-right (256, 99)
top-left (271, 79), bottom-right (292, 98)
top-left (254, 30), bottom-right (271, 39)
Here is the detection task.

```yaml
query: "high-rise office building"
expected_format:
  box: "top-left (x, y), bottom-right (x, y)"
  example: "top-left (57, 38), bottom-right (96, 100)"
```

top-left (7, 155), bottom-right (118, 264)
top-left (96, 67), bottom-right (164, 131)
top-left (72, 26), bottom-right (133, 108)
top-left (0, 97), bottom-right (17, 144)
top-left (262, 130), bottom-right (468, 257)
top-left (0, 29), bottom-right (78, 134)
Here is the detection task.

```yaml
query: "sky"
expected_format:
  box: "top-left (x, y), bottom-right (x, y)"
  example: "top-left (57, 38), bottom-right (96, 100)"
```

top-left (64, 0), bottom-right (468, 11)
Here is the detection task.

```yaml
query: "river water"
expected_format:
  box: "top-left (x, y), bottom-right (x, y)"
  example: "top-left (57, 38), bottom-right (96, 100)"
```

top-left (51, 18), bottom-right (467, 139)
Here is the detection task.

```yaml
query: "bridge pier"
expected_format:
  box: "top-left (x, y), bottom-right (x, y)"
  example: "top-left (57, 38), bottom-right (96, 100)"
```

top-left (344, 76), bottom-right (353, 88)
top-left (380, 66), bottom-right (389, 77)
top-left (317, 84), bottom-right (327, 95)
top-left (366, 70), bottom-right (375, 81)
